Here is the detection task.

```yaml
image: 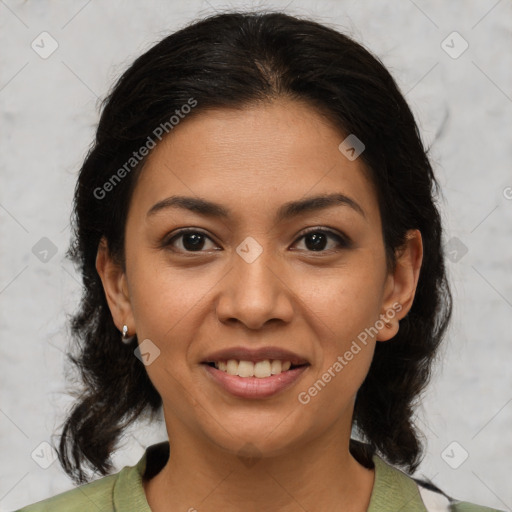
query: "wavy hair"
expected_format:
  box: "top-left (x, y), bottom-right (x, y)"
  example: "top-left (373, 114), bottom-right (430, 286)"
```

top-left (58, 10), bottom-right (452, 484)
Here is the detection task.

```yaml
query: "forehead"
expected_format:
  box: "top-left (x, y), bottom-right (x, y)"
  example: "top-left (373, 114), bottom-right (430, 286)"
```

top-left (129, 99), bottom-right (379, 226)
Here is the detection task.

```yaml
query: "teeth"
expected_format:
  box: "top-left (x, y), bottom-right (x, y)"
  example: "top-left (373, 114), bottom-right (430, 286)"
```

top-left (215, 359), bottom-right (294, 378)
top-left (254, 360), bottom-right (271, 378)
top-left (271, 360), bottom-right (282, 374)
top-left (226, 359), bottom-right (238, 375)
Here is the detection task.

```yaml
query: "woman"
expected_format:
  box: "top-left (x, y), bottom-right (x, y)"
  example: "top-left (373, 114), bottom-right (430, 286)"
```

top-left (15, 10), bottom-right (503, 512)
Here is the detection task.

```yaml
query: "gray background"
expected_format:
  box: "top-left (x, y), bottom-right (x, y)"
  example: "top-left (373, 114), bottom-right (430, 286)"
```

top-left (1, 0), bottom-right (511, 510)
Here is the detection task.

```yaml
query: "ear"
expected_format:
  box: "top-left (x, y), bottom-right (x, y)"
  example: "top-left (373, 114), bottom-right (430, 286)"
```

top-left (95, 236), bottom-right (135, 336)
top-left (376, 229), bottom-right (423, 342)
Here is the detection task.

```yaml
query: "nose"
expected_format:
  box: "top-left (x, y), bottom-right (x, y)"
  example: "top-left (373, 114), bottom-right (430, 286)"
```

top-left (215, 242), bottom-right (294, 330)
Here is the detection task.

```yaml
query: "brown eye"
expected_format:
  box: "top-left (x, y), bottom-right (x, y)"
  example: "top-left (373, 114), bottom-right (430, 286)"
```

top-left (293, 228), bottom-right (351, 252)
top-left (163, 227), bottom-right (351, 255)
top-left (165, 229), bottom-right (218, 252)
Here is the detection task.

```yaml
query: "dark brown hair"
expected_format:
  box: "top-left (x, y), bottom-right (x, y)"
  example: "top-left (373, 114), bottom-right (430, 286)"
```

top-left (58, 9), bottom-right (452, 484)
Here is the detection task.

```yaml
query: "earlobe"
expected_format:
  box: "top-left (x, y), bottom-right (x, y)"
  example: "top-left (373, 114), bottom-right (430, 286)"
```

top-left (95, 237), bottom-right (135, 334)
top-left (376, 229), bottom-right (423, 342)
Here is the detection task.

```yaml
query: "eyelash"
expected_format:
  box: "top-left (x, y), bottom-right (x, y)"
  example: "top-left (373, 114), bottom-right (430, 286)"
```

top-left (162, 227), bottom-right (351, 255)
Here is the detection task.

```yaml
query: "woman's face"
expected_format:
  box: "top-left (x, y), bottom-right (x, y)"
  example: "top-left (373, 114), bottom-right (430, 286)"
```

top-left (99, 98), bottom-right (420, 459)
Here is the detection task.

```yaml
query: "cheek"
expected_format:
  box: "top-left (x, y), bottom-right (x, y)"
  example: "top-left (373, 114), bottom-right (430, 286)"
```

top-left (125, 260), bottom-right (210, 418)
top-left (297, 261), bottom-right (384, 388)
top-left (126, 249), bottom-right (212, 336)
top-left (301, 261), bottom-right (384, 338)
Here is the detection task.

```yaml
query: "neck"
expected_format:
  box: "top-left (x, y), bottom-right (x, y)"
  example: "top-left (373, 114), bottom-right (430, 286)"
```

top-left (143, 423), bottom-right (375, 512)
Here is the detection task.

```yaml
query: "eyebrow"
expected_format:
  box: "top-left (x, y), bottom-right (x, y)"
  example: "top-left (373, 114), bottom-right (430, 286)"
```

top-left (146, 193), bottom-right (366, 222)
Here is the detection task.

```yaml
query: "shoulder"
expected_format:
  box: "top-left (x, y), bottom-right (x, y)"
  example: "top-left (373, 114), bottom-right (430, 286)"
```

top-left (370, 453), bottom-right (505, 512)
top-left (415, 480), bottom-right (506, 512)
top-left (415, 479), bottom-right (506, 512)
top-left (13, 472), bottom-right (120, 512)
top-left (13, 443), bottom-right (157, 512)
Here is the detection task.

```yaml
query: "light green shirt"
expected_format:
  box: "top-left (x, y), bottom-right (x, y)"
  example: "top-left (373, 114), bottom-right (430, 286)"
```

top-left (14, 442), bottom-right (504, 511)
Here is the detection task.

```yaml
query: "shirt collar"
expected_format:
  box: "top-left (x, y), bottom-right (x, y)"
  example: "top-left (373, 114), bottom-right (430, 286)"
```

top-left (112, 441), bottom-right (427, 511)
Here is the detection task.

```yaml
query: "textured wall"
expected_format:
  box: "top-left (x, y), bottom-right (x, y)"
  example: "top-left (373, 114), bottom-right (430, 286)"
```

top-left (0, 1), bottom-right (511, 510)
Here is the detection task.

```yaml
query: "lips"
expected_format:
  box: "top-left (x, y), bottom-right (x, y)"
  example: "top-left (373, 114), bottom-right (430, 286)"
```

top-left (200, 346), bottom-right (310, 398)
top-left (201, 346), bottom-right (309, 366)
top-left (202, 363), bottom-right (309, 399)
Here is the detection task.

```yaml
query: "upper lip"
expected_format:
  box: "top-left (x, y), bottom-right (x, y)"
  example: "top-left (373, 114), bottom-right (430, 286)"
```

top-left (202, 346), bottom-right (309, 365)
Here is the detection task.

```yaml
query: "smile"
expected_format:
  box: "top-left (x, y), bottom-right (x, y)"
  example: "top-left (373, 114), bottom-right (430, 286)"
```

top-left (202, 361), bottom-right (310, 399)
top-left (206, 359), bottom-right (309, 378)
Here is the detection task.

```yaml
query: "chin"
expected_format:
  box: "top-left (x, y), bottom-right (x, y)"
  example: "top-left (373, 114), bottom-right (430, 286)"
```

top-left (200, 414), bottom-right (308, 460)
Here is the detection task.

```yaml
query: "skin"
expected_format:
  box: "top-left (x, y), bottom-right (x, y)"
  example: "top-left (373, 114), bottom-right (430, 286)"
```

top-left (96, 97), bottom-right (423, 512)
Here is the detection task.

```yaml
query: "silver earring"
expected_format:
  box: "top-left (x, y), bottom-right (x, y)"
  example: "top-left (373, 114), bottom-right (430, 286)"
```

top-left (121, 324), bottom-right (135, 344)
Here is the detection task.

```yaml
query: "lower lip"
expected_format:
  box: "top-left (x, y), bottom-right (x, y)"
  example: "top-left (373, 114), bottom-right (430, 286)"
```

top-left (202, 364), bottom-right (309, 399)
